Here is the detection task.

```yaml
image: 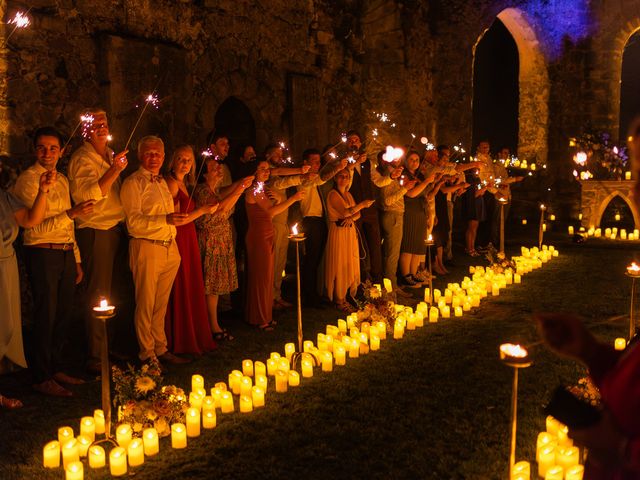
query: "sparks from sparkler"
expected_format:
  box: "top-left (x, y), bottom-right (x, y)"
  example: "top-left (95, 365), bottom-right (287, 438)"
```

top-left (382, 145), bottom-right (404, 163)
top-left (253, 181), bottom-right (265, 195)
top-left (185, 150), bottom-right (219, 212)
top-left (3, 8), bottom-right (32, 46)
top-left (573, 151), bottom-right (588, 166)
top-left (125, 92), bottom-right (161, 150)
top-left (61, 111), bottom-right (93, 152)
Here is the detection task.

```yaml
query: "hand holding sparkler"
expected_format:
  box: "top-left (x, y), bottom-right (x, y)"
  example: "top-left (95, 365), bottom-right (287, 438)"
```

top-left (300, 165), bottom-right (311, 175)
top-left (38, 170), bottom-right (56, 193)
top-left (112, 150), bottom-right (129, 172)
top-left (166, 212), bottom-right (190, 226)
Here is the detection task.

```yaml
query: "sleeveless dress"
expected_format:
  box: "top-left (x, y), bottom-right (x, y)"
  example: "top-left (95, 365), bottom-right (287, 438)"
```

top-left (164, 188), bottom-right (216, 354)
top-left (324, 189), bottom-right (360, 301)
top-left (401, 172), bottom-right (428, 254)
top-left (245, 200), bottom-right (274, 326)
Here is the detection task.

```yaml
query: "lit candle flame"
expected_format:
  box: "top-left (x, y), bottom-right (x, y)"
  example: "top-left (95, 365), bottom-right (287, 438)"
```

top-left (573, 151), bottom-right (587, 166)
top-left (99, 298), bottom-right (108, 309)
top-left (627, 262), bottom-right (640, 274)
top-left (500, 343), bottom-right (528, 358)
top-left (8, 11), bottom-right (30, 28)
top-left (291, 223), bottom-right (299, 235)
top-left (540, 204), bottom-right (546, 211)
top-left (341, 134), bottom-right (347, 143)
top-left (427, 234), bottom-right (433, 242)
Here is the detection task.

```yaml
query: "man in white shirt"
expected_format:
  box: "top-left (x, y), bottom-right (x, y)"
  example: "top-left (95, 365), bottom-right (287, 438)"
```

top-left (68, 109), bottom-right (128, 373)
top-left (14, 127), bottom-right (95, 396)
top-left (120, 136), bottom-right (188, 365)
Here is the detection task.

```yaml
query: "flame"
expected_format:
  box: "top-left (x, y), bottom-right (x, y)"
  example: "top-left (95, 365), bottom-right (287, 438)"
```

top-left (341, 134), bottom-right (347, 143)
top-left (99, 298), bottom-right (108, 309)
top-left (573, 151), bottom-right (587, 166)
top-left (145, 94), bottom-right (159, 108)
top-left (291, 223), bottom-right (299, 235)
top-left (500, 343), bottom-right (528, 358)
top-left (382, 145), bottom-right (404, 163)
top-left (9, 11), bottom-right (30, 28)
top-left (540, 204), bottom-right (546, 211)
top-left (627, 262), bottom-right (640, 273)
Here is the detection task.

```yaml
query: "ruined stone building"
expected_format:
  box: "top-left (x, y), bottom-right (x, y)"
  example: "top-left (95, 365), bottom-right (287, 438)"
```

top-left (1, 0), bottom-right (639, 222)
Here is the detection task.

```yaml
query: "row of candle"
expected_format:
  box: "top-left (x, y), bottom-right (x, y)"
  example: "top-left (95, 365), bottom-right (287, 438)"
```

top-left (571, 226), bottom-right (640, 241)
top-left (43, 244), bottom-right (558, 479)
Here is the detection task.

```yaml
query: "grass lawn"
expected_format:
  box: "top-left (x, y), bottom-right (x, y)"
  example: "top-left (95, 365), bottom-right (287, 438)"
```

top-left (0, 233), bottom-right (636, 479)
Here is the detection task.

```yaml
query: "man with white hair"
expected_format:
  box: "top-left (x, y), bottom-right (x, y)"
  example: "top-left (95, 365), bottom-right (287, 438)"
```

top-left (121, 136), bottom-right (189, 365)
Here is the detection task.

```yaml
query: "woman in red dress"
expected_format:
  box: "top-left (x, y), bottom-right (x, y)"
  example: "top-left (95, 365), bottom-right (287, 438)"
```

top-left (164, 145), bottom-right (218, 355)
top-left (244, 161), bottom-right (305, 330)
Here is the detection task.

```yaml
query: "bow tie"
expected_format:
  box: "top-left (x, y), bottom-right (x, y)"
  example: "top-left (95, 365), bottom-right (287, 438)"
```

top-left (150, 174), bottom-right (163, 183)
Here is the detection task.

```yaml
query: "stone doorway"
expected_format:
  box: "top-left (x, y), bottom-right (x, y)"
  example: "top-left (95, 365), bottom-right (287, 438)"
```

top-left (214, 96), bottom-right (256, 160)
top-left (579, 179), bottom-right (640, 229)
top-left (620, 29), bottom-right (640, 141)
top-left (472, 8), bottom-right (550, 164)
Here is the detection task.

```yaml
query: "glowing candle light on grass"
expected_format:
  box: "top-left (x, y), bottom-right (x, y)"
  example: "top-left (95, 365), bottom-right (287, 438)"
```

top-left (192, 374), bottom-right (204, 392)
top-left (537, 445), bottom-right (556, 477)
top-left (544, 466), bottom-right (564, 480)
top-left (142, 428), bottom-right (159, 456)
top-left (254, 361), bottom-right (266, 377)
top-left (79, 417), bottom-right (95, 442)
top-left (511, 461), bottom-right (530, 480)
top-left (110, 447), bottom-right (127, 476)
top-left (240, 395), bottom-right (253, 413)
top-left (65, 461), bottom-right (83, 480)
top-left (93, 409), bottom-right (105, 434)
top-left (334, 344), bottom-right (346, 365)
top-left (284, 343), bottom-right (295, 361)
top-left (252, 386), bottom-right (265, 407)
top-left (127, 438), bottom-right (144, 467)
top-left (288, 370), bottom-right (300, 386)
top-left (62, 439), bottom-right (79, 468)
top-left (171, 424), bottom-right (187, 449)
top-left (220, 391), bottom-right (234, 413)
top-left (565, 465), bottom-right (584, 480)
top-left (203, 410), bottom-right (216, 429)
top-left (266, 358), bottom-right (277, 376)
top-left (615, 337), bottom-right (627, 350)
top-left (321, 351), bottom-right (333, 371)
top-left (88, 445), bottom-right (105, 468)
top-left (43, 440), bottom-right (60, 468)
top-left (255, 374), bottom-right (268, 392)
top-left (116, 424), bottom-right (132, 449)
top-left (58, 426), bottom-right (74, 444)
top-left (275, 370), bottom-right (288, 392)
top-left (186, 408), bottom-right (201, 437)
top-left (76, 435), bottom-right (90, 457)
top-left (240, 376), bottom-right (253, 396)
top-left (301, 359), bottom-right (313, 377)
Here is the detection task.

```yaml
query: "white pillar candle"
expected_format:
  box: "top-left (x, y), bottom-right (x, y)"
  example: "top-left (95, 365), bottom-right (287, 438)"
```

top-left (58, 426), bottom-right (74, 444)
top-left (626, 171), bottom-right (632, 180)
top-left (284, 343), bottom-right (296, 361)
top-left (370, 335), bottom-right (380, 351)
top-left (537, 445), bottom-right (555, 477)
top-left (93, 409), bottom-right (105, 435)
top-left (240, 376), bottom-right (253, 396)
top-left (301, 358), bottom-right (313, 377)
top-left (615, 338), bottom-right (627, 350)
top-left (337, 319), bottom-right (347, 333)
top-left (359, 333), bottom-right (369, 354)
top-left (88, 445), bottom-right (105, 468)
top-left (240, 395), bottom-right (253, 413)
top-left (514, 273), bottom-right (521, 284)
top-left (252, 386), bottom-right (265, 407)
top-left (321, 351), bottom-right (333, 372)
top-left (189, 392), bottom-right (203, 410)
top-left (62, 439), bottom-right (79, 469)
top-left (429, 307), bottom-right (439, 323)
top-left (266, 358), bottom-right (278, 376)
top-left (255, 374), bottom-right (268, 392)
top-left (393, 322), bottom-right (404, 339)
top-left (254, 361), bottom-right (266, 377)
top-left (242, 359), bottom-right (254, 376)
top-left (536, 432), bottom-right (556, 462)
top-left (565, 465), bottom-right (584, 480)
top-left (127, 438), bottom-right (144, 467)
top-left (275, 370), bottom-right (288, 392)
top-left (43, 440), bottom-right (60, 468)
top-left (191, 374), bottom-right (204, 392)
top-left (376, 322), bottom-right (387, 339)
top-left (349, 339), bottom-right (360, 357)
top-left (171, 423), bottom-right (187, 449)
top-left (288, 370), bottom-right (300, 386)
top-left (557, 446), bottom-right (579, 469)
top-left (383, 277), bottom-right (393, 292)
top-left (270, 351), bottom-right (281, 360)
top-left (116, 424), bottom-right (132, 449)
top-left (65, 460), bottom-right (83, 480)
top-left (278, 357), bottom-right (290, 372)
top-left (220, 391), bottom-right (234, 413)
top-left (214, 381), bottom-right (227, 392)
top-left (202, 395), bottom-right (215, 412)
top-left (229, 370), bottom-right (243, 395)
top-left (203, 409), bottom-right (217, 429)
top-left (326, 325), bottom-right (339, 336)
top-left (210, 388), bottom-right (223, 407)
top-left (76, 435), bottom-right (90, 457)
top-left (334, 345), bottom-right (346, 365)
top-left (510, 460), bottom-right (529, 479)
top-left (544, 466), bottom-right (563, 480)
top-left (142, 428), bottom-right (159, 456)
top-left (79, 417), bottom-right (95, 442)
top-left (441, 306), bottom-right (450, 318)
top-left (186, 407), bottom-right (201, 437)
top-left (303, 340), bottom-right (314, 352)
top-left (546, 415), bottom-right (561, 435)
top-left (109, 447), bottom-right (127, 476)
top-left (454, 306), bottom-right (463, 317)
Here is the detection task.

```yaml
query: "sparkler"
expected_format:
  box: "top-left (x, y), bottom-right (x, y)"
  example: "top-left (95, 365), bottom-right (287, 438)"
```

top-left (253, 181), bottom-right (265, 195)
top-left (330, 133), bottom-right (348, 151)
top-left (185, 149), bottom-right (219, 212)
top-left (124, 93), bottom-right (160, 150)
top-left (61, 112), bottom-right (94, 152)
top-left (3, 8), bottom-right (32, 46)
top-left (381, 145), bottom-right (404, 163)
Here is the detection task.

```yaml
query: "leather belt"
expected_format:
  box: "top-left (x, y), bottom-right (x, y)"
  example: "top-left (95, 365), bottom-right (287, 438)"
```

top-left (135, 238), bottom-right (173, 247)
top-left (29, 242), bottom-right (74, 251)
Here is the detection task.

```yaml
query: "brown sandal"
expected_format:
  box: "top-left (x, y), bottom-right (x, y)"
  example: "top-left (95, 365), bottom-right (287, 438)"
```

top-left (0, 394), bottom-right (23, 409)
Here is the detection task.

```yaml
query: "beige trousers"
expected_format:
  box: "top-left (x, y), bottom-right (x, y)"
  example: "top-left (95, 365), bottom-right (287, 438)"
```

top-left (129, 239), bottom-right (180, 361)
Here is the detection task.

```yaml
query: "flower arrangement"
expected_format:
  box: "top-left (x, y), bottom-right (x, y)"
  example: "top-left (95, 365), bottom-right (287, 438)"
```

top-left (484, 244), bottom-right (516, 273)
top-left (112, 360), bottom-right (188, 437)
top-left (569, 131), bottom-right (629, 180)
top-left (352, 281), bottom-right (397, 333)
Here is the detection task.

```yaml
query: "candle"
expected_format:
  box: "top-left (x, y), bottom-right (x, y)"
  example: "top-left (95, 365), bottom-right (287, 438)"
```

top-left (536, 432), bottom-right (556, 462)
top-left (275, 370), bottom-right (288, 392)
top-left (288, 370), bottom-right (300, 386)
top-left (252, 386), bottom-right (265, 407)
top-left (142, 428), bottom-right (159, 456)
top-left (270, 351), bottom-right (281, 360)
top-left (514, 273), bottom-right (521, 284)
top-left (266, 358), bottom-right (278, 376)
top-left (240, 376), bottom-right (253, 396)
top-left (284, 343), bottom-right (296, 361)
top-left (79, 416), bottom-right (96, 442)
top-left (301, 359), bottom-right (314, 377)
top-left (615, 213), bottom-right (621, 221)
top-left (76, 435), bottom-right (91, 457)
top-left (186, 407), bottom-right (201, 437)
top-left (510, 460), bottom-right (529, 479)
top-left (454, 306), bottom-right (463, 317)
top-left (393, 321), bottom-right (404, 339)
top-left (546, 415), bottom-right (561, 435)
top-left (240, 395), bottom-right (253, 413)
top-left (349, 339), bottom-right (360, 357)
top-left (334, 344), bottom-right (346, 365)
top-left (88, 445), bottom-right (105, 468)
top-left (565, 465), bottom-right (584, 480)
top-left (127, 438), bottom-right (144, 467)
top-left (568, 226), bottom-right (574, 235)
top-left (109, 447), bottom-right (127, 476)
top-left (370, 335), bottom-right (380, 351)
top-left (537, 445), bottom-right (555, 477)
top-left (93, 409), bottom-right (105, 435)
top-left (43, 440), bottom-right (60, 468)
top-left (544, 466), bottom-right (563, 480)
top-left (58, 426), bottom-right (74, 444)
top-left (433, 289), bottom-right (441, 301)
top-left (220, 391), bottom-right (234, 413)
top-left (189, 391), bottom-right (204, 410)
top-left (278, 357), bottom-right (290, 372)
top-left (203, 409), bottom-right (217, 428)
top-left (337, 319), bottom-right (347, 333)
top-left (255, 374), bottom-right (268, 392)
top-left (303, 340), bottom-right (314, 352)
top-left (229, 370), bottom-right (243, 395)
top-left (65, 461), bottom-right (83, 480)
top-left (202, 395), bottom-right (215, 411)
top-left (429, 307), bottom-right (439, 323)
top-left (242, 359), bottom-right (254, 376)
top-left (615, 337), bottom-right (627, 350)
top-left (557, 446), bottom-right (579, 469)
top-left (376, 321), bottom-right (387, 339)
top-left (192, 374), bottom-right (204, 392)
top-left (62, 439), bottom-right (79, 469)
top-left (214, 381), bottom-right (227, 392)
top-left (116, 423), bottom-right (132, 449)
top-left (321, 351), bottom-right (333, 371)
top-left (171, 423), bottom-right (187, 449)
top-left (626, 171), bottom-right (632, 180)
top-left (441, 306), bottom-right (450, 318)
top-left (254, 361), bottom-right (266, 377)
top-left (522, 218), bottom-right (527, 225)
top-left (93, 298), bottom-right (115, 315)
top-left (383, 277), bottom-right (393, 292)
top-left (557, 425), bottom-right (573, 447)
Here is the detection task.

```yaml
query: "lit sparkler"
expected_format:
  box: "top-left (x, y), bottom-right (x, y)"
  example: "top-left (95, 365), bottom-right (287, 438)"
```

top-left (382, 145), bottom-right (404, 163)
top-left (61, 111), bottom-right (94, 152)
top-left (125, 92), bottom-right (162, 150)
top-left (253, 181), bottom-right (265, 195)
top-left (3, 9), bottom-right (32, 46)
top-left (573, 151), bottom-right (588, 166)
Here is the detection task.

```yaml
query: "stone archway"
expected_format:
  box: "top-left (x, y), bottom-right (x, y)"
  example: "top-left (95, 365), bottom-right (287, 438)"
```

top-left (472, 8), bottom-right (549, 164)
top-left (579, 180), bottom-right (640, 229)
top-left (214, 96), bottom-right (256, 160)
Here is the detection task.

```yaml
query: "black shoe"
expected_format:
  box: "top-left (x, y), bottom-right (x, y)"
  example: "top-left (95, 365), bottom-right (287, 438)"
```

top-left (399, 274), bottom-right (421, 289)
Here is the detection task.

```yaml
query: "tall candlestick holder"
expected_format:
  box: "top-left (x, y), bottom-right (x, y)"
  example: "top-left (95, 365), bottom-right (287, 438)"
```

top-left (288, 231), bottom-right (317, 369)
top-left (499, 343), bottom-right (532, 479)
top-left (538, 204), bottom-right (546, 249)
top-left (498, 197), bottom-right (508, 255)
top-left (424, 234), bottom-right (435, 306)
top-left (91, 299), bottom-right (119, 448)
top-left (626, 263), bottom-right (640, 340)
